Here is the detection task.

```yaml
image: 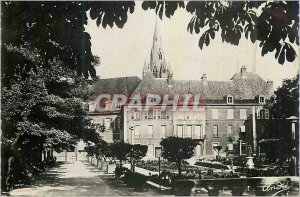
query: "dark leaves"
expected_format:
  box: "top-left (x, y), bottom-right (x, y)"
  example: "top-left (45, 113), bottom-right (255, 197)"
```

top-left (198, 29), bottom-right (215, 50)
top-left (186, 1), bottom-right (298, 63)
top-left (89, 1), bottom-right (135, 29)
top-left (142, 1), bottom-right (184, 19)
top-left (274, 43), bottom-right (296, 65)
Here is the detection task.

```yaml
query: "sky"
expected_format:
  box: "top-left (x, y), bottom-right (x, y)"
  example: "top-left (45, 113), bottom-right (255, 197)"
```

top-left (85, 2), bottom-right (299, 89)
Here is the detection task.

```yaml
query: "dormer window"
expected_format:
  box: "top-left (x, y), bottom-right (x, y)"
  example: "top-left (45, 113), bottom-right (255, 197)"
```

top-left (259, 95), bottom-right (265, 103)
top-left (226, 95), bottom-right (233, 104)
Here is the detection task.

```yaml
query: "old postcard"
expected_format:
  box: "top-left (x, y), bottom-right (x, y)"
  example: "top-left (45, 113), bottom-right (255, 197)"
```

top-left (1, 1), bottom-right (299, 196)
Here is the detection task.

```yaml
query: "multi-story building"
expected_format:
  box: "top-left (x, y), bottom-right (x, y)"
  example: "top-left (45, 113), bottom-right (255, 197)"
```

top-left (89, 19), bottom-right (274, 159)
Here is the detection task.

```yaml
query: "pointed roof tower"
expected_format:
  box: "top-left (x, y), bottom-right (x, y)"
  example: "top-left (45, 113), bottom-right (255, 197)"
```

top-left (146, 17), bottom-right (172, 79)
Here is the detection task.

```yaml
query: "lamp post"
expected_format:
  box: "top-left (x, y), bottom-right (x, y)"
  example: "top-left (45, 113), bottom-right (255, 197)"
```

top-left (157, 150), bottom-right (162, 190)
top-left (228, 140), bottom-right (234, 171)
top-left (129, 126), bottom-right (134, 144)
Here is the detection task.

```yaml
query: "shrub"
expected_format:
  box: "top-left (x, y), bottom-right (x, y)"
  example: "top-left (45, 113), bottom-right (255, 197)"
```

top-left (123, 171), bottom-right (148, 191)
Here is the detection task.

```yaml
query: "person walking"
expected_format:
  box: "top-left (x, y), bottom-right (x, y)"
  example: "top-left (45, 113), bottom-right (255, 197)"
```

top-left (6, 156), bottom-right (15, 191)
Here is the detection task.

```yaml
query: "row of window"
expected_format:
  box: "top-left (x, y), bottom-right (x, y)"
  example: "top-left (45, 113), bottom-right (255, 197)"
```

top-left (133, 125), bottom-right (166, 138)
top-left (211, 124), bottom-right (245, 138)
top-left (129, 108), bottom-right (269, 120)
top-left (133, 124), bottom-right (246, 139)
top-left (211, 109), bottom-right (269, 120)
top-left (211, 109), bottom-right (247, 119)
top-left (130, 110), bottom-right (171, 120)
top-left (226, 95), bottom-right (265, 104)
top-left (176, 125), bottom-right (205, 138)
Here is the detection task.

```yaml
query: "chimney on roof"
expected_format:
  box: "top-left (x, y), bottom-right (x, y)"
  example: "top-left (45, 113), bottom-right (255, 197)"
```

top-left (241, 65), bottom-right (247, 76)
top-left (201, 74), bottom-right (207, 85)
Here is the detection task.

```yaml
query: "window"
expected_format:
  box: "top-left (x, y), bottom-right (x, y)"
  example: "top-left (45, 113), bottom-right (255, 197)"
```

top-left (265, 109), bottom-right (269, 119)
top-left (213, 125), bottom-right (218, 137)
top-left (155, 147), bottom-right (162, 157)
top-left (227, 96), bottom-right (233, 104)
top-left (240, 109), bottom-right (247, 119)
top-left (148, 125), bottom-right (154, 138)
top-left (148, 144), bottom-right (154, 157)
top-left (186, 125), bottom-right (192, 138)
top-left (166, 110), bottom-right (170, 119)
top-left (104, 118), bottom-right (111, 129)
top-left (154, 109), bottom-right (161, 119)
top-left (257, 109), bottom-right (269, 119)
top-left (227, 109), bottom-right (234, 119)
top-left (259, 96), bottom-right (265, 103)
top-left (257, 109), bottom-right (261, 119)
top-left (177, 125), bottom-right (183, 137)
top-left (148, 109), bottom-right (153, 119)
top-left (161, 125), bottom-right (166, 138)
top-left (227, 125), bottom-right (232, 137)
top-left (260, 110), bottom-right (265, 119)
top-left (212, 142), bottom-right (220, 156)
top-left (153, 110), bottom-right (157, 119)
top-left (161, 110), bottom-right (166, 119)
top-left (240, 125), bottom-right (245, 133)
top-left (212, 109), bottom-right (219, 119)
top-left (159, 52), bottom-right (162, 60)
top-left (134, 126), bottom-right (140, 138)
top-left (132, 111), bottom-right (140, 120)
top-left (144, 111), bottom-right (148, 119)
top-left (195, 125), bottom-right (204, 138)
top-left (227, 142), bottom-right (233, 151)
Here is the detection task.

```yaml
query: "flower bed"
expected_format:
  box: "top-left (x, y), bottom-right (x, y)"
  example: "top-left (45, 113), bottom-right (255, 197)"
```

top-left (135, 160), bottom-right (203, 172)
top-left (194, 160), bottom-right (229, 170)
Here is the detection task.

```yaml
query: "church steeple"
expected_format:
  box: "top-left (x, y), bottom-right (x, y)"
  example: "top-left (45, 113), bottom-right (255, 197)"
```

top-left (143, 17), bottom-right (172, 79)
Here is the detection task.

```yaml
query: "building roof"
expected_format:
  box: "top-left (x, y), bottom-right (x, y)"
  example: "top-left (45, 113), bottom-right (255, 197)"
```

top-left (132, 69), bottom-right (273, 102)
top-left (91, 76), bottom-right (141, 98)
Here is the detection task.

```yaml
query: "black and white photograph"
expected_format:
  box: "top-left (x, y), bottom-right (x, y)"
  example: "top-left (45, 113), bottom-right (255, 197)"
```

top-left (1, 0), bottom-right (299, 196)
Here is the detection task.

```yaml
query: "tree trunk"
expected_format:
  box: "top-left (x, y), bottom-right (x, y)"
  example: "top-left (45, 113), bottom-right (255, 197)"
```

top-left (177, 161), bottom-right (182, 175)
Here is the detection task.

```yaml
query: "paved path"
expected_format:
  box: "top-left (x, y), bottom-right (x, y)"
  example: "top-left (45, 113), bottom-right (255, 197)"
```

top-left (9, 161), bottom-right (118, 196)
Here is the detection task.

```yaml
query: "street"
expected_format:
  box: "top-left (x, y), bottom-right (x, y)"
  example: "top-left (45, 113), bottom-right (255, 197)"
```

top-left (9, 161), bottom-right (118, 196)
top-left (9, 160), bottom-right (167, 196)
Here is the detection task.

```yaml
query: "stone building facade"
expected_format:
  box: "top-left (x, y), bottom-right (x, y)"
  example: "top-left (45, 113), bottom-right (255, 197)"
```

top-left (88, 19), bottom-right (274, 159)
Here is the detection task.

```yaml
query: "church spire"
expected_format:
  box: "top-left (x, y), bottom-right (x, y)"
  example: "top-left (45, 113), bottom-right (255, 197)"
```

top-left (146, 17), bottom-right (172, 79)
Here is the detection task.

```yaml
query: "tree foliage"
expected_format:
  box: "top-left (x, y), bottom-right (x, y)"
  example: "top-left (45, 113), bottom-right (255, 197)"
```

top-left (1, 1), bottom-right (136, 82)
top-left (268, 74), bottom-right (299, 119)
top-left (126, 144), bottom-right (148, 173)
top-left (110, 141), bottom-right (132, 166)
top-left (1, 46), bottom-right (101, 184)
top-left (109, 142), bottom-right (147, 170)
top-left (160, 136), bottom-right (199, 175)
top-left (142, 1), bottom-right (299, 65)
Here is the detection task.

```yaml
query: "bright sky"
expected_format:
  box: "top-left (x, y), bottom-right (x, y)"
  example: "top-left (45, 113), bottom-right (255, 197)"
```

top-left (85, 2), bottom-right (299, 89)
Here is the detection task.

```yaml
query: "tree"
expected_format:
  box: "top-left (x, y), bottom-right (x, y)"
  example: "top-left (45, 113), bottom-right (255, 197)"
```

top-left (160, 136), bottom-right (199, 175)
top-left (127, 144), bottom-right (148, 173)
top-left (1, 1), bottom-right (135, 82)
top-left (110, 141), bottom-right (132, 167)
top-left (268, 74), bottom-right (299, 119)
top-left (1, 47), bottom-right (100, 187)
top-left (142, 1), bottom-right (299, 65)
